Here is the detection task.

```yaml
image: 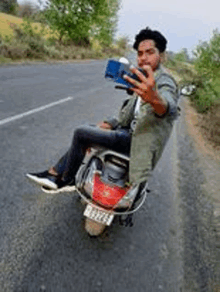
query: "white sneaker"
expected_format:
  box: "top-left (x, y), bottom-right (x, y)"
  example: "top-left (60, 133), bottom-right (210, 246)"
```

top-left (26, 171), bottom-right (58, 190)
top-left (41, 185), bottom-right (76, 194)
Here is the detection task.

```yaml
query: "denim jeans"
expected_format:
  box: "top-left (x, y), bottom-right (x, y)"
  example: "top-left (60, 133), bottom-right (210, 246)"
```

top-left (54, 125), bottom-right (131, 183)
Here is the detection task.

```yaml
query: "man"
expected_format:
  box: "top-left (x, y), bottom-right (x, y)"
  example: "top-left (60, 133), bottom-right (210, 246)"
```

top-left (27, 27), bottom-right (179, 193)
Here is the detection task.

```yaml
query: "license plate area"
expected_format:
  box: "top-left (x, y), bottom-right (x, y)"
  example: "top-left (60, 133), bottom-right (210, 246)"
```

top-left (84, 204), bottom-right (114, 226)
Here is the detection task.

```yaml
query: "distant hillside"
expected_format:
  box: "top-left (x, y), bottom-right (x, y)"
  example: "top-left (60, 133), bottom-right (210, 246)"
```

top-left (0, 12), bottom-right (52, 38)
top-left (0, 12), bottom-right (23, 36)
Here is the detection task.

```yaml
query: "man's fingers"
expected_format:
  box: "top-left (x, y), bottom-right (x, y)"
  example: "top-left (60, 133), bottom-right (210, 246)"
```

top-left (142, 65), bottom-right (154, 80)
top-left (124, 65), bottom-right (155, 93)
top-left (130, 87), bottom-right (144, 96)
top-left (129, 65), bottom-right (148, 83)
top-left (124, 74), bottom-right (141, 87)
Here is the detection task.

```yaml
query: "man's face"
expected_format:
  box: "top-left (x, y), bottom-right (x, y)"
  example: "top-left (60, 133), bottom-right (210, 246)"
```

top-left (137, 39), bottom-right (162, 71)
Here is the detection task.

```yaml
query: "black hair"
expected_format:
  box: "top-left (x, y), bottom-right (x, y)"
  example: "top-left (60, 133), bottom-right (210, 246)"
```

top-left (133, 27), bottom-right (167, 53)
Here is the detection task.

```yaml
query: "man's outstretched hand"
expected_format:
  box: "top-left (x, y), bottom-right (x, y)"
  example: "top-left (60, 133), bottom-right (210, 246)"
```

top-left (124, 65), bottom-right (167, 116)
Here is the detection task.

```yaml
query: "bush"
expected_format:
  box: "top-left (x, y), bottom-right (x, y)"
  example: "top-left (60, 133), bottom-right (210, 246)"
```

top-left (166, 36), bottom-right (220, 113)
top-left (18, 2), bottom-right (37, 18)
top-left (10, 19), bottom-right (48, 58)
top-left (0, 42), bottom-right (29, 59)
top-left (193, 87), bottom-right (216, 112)
top-left (0, 0), bottom-right (18, 15)
top-left (115, 36), bottom-right (130, 51)
top-left (0, 54), bottom-right (11, 63)
top-left (199, 102), bottom-right (220, 147)
top-left (189, 29), bottom-right (220, 112)
top-left (44, 45), bottom-right (60, 59)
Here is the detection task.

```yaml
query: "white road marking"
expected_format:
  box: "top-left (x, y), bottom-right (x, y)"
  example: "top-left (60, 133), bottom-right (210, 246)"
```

top-left (0, 96), bottom-right (74, 126)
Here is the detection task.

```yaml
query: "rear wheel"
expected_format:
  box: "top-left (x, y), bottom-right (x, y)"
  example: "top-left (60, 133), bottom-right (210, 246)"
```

top-left (85, 218), bottom-right (106, 236)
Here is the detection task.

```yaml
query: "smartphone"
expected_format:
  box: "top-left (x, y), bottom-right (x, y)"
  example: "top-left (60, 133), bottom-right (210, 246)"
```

top-left (105, 59), bottom-right (145, 88)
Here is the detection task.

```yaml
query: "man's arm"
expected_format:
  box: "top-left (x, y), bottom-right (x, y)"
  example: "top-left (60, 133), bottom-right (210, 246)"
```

top-left (144, 89), bottom-right (168, 116)
top-left (156, 73), bottom-right (178, 117)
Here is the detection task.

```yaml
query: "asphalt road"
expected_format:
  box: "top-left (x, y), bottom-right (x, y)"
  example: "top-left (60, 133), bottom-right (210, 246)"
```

top-left (0, 61), bottom-right (216, 292)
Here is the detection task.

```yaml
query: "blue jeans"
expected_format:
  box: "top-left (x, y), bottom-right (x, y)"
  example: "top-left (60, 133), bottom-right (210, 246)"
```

top-left (54, 125), bottom-right (131, 183)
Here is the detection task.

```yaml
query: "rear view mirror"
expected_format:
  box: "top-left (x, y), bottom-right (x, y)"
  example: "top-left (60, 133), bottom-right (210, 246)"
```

top-left (181, 84), bottom-right (196, 96)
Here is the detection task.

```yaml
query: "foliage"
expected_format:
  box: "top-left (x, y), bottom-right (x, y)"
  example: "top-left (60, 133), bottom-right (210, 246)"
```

top-left (43, 0), bottom-right (121, 46)
top-left (115, 35), bottom-right (130, 51)
top-left (190, 29), bottom-right (220, 112)
top-left (0, 0), bottom-right (18, 15)
top-left (10, 18), bottom-right (48, 43)
top-left (0, 16), bottom-right (127, 62)
top-left (0, 2), bottom-right (127, 63)
top-left (0, 19), bottom-right (49, 59)
top-left (166, 30), bottom-right (220, 113)
top-left (174, 48), bottom-right (190, 63)
top-left (194, 29), bottom-right (220, 80)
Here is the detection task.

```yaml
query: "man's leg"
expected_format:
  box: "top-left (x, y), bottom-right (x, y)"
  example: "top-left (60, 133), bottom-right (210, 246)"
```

top-left (52, 152), bottom-right (69, 176)
top-left (27, 125), bottom-right (131, 191)
top-left (26, 151), bottom-right (70, 190)
top-left (60, 125), bottom-right (131, 183)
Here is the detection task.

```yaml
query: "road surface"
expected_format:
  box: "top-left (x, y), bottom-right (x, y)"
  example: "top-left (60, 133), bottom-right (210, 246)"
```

top-left (0, 61), bottom-right (217, 292)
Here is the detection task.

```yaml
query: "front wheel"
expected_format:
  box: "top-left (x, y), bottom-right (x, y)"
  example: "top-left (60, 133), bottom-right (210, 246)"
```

top-left (85, 218), bottom-right (106, 236)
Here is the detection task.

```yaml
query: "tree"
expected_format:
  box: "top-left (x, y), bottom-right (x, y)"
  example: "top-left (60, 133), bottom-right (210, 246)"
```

top-left (115, 35), bottom-right (130, 50)
top-left (194, 29), bottom-right (220, 79)
top-left (43, 0), bottom-right (121, 45)
top-left (174, 48), bottom-right (190, 63)
top-left (0, 0), bottom-right (18, 15)
top-left (90, 0), bottom-right (121, 46)
top-left (189, 29), bottom-right (220, 112)
top-left (18, 1), bottom-right (38, 18)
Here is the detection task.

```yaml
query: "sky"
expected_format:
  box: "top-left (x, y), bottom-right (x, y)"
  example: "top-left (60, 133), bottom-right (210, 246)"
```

top-left (18, 0), bottom-right (220, 55)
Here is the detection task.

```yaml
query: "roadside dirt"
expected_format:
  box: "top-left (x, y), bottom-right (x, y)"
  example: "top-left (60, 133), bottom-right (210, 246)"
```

top-left (184, 97), bottom-right (220, 237)
top-left (184, 98), bottom-right (220, 291)
top-left (185, 98), bottom-right (220, 160)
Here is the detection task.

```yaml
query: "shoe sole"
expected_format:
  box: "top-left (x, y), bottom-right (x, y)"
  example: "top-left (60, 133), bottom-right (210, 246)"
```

top-left (41, 185), bottom-right (76, 194)
top-left (26, 173), bottom-right (58, 190)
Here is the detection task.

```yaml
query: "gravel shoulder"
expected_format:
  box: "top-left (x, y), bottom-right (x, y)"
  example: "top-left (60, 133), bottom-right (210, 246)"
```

top-left (184, 98), bottom-right (220, 231)
top-left (183, 97), bottom-right (220, 291)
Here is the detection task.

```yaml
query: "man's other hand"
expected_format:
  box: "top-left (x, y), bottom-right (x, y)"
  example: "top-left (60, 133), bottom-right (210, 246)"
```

top-left (97, 122), bottom-right (113, 130)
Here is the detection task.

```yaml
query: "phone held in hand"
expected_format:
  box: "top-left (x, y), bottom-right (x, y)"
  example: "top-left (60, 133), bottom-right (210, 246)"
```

top-left (105, 59), bottom-right (146, 88)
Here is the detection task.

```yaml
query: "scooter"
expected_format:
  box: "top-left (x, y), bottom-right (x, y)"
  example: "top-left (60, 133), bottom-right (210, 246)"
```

top-left (75, 147), bottom-right (149, 236)
top-left (73, 57), bottom-right (150, 236)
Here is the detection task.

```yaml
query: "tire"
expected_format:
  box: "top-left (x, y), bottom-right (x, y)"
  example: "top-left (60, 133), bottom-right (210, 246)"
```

top-left (85, 218), bottom-right (106, 236)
